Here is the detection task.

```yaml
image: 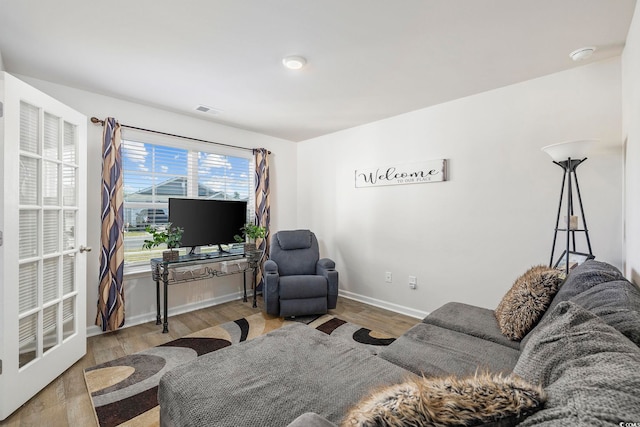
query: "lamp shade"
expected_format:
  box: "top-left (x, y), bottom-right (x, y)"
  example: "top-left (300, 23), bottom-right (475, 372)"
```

top-left (541, 139), bottom-right (598, 162)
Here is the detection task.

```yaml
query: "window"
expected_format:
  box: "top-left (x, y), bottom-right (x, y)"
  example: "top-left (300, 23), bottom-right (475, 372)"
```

top-left (122, 137), bottom-right (253, 267)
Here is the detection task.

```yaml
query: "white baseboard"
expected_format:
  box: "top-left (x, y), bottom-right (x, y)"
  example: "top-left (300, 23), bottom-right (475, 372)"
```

top-left (338, 289), bottom-right (429, 319)
top-left (86, 289), bottom-right (424, 337)
top-left (87, 290), bottom-right (250, 337)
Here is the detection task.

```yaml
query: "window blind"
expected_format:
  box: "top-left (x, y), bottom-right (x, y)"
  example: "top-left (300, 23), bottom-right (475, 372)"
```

top-left (122, 138), bottom-right (253, 266)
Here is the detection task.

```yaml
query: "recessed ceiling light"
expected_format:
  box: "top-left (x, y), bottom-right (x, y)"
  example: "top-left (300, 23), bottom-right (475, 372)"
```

top-left (569, 47), bottom-right (596, 61)
top-left (282, 56), bottom-right (307, 70)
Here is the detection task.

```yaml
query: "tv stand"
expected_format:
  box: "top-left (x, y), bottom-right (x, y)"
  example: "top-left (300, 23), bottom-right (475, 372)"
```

top-left (150, 250), bottom-right (264, 333)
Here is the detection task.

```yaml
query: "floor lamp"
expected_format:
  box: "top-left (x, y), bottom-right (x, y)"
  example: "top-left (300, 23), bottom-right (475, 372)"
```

top-left (541, 140), bottom-right (597, 274)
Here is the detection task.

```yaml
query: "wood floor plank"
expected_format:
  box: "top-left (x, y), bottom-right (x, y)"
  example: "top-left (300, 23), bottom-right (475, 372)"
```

top-left (1, 296), bottom-right (418, 426)
top-left (65, 394), bottom-right (97, 427)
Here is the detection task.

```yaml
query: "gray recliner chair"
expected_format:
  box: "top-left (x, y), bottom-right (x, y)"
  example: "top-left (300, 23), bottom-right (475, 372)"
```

top-left (263, 229), bottom-right (338, 317)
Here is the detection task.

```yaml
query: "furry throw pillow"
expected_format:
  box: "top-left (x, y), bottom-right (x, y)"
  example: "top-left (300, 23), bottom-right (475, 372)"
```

top-left (494, 265), bottom-right (563, 340)
top-left (341, 372), bottom-right (546, 427)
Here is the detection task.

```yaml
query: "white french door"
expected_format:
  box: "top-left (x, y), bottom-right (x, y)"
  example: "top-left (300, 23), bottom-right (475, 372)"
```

top-left (0, 72), bottom-right (87, 420)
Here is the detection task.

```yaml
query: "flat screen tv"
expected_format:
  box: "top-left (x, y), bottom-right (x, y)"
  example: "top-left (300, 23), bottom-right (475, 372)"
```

top-left (168, 198), bottom-right (247, 253)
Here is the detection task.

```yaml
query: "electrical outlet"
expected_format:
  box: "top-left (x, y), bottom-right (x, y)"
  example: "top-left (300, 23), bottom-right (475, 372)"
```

top-left (409, 276), bottom-right (417, 289)
top-left (385, 272), bottom-right (392, 283)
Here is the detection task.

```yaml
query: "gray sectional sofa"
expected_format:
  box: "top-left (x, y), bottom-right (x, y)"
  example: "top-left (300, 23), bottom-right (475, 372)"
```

top-left (158, 260), bottom-right (640, 426)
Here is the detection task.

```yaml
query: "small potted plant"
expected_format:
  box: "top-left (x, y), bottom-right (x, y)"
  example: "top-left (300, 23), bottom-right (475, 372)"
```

top-left (142, 223), bottom-right (184, 261)
top-left (234, 223), bottom-right (266, 253)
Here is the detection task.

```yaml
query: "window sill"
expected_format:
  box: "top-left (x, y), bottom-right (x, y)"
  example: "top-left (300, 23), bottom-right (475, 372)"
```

top-left (124, 264), bottom-right (153, 278)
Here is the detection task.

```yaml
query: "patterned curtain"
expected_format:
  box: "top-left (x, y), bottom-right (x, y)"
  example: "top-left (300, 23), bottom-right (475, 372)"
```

top-left (253, 148), bottom-right (271, 291)
top-left (96, 117), bottom-right (125, 331)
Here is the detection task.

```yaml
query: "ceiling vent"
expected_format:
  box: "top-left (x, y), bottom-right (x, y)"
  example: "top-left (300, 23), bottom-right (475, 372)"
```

top-left (194, 105), bottom-right (223, 115)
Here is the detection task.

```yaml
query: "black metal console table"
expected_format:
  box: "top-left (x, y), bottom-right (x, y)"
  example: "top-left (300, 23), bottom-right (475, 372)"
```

top-left (150, 250), bottom-right (263, 333)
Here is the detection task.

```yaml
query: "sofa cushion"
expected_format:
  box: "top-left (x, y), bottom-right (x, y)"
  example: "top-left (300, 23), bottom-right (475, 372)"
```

top-left (521, 260), bottom-right (640, 349)
top-left (570, 279), bottom-right (640, 346)
top-left (270, 230), bottom-right (319, 276)
top-left (276, 229), bottom-right (313, 250)
top-left (424, 302), bottom-right (520, 350)
top-left (279, 275), bottom-right (328, 299)
top-left (495, 265), bottom-right (563, 341)
top-left (538, 259), bottom-right (625, 326)
top-left (159, 323), bottom-right (415, 427)
top-left (547, 259), bottom-right (626, 307)
top-left (378, 323), bottom-right (520, 377)
top-left (513, 301), bottom-right (640, 425)
top-left (341, 372), bottom-right (545, 427)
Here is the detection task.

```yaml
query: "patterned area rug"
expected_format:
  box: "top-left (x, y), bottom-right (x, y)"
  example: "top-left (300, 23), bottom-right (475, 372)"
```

top-left (83, 313), bottom-right (396, 427)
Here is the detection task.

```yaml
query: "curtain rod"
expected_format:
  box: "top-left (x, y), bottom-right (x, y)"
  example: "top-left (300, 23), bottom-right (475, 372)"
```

top-left (90, 117), bottom-right (270, 154)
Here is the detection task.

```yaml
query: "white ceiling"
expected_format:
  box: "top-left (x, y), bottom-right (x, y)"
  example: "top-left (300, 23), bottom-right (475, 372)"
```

top-left (0, 0), bottom-right (636, 142)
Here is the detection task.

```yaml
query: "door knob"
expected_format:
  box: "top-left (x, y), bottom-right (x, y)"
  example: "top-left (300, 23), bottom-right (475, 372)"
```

top-left (79, 245), bottom-right (92, 253)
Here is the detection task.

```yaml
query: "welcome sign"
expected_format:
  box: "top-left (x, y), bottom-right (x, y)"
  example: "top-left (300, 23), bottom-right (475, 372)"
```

top-left (355, 159), bottom-right (447, 188)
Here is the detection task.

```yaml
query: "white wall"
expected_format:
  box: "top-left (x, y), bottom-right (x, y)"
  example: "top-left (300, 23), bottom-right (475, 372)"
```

top-left (14, 75), bottom-right (298, 333)
top-left (623, 4), bottom-right (640, 286)
top-left (298, 59), bottom-right (623, 316)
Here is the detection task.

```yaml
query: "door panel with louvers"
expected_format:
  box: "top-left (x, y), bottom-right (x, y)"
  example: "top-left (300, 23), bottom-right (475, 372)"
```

top-left (17, 100), bottom-right (81, 366)
top-left (1, 71), bottom-right (86, 422)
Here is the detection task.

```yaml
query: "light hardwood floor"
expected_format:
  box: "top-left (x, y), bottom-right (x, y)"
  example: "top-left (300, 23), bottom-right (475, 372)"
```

top-left (0, 296), bottom-right (419, 427)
